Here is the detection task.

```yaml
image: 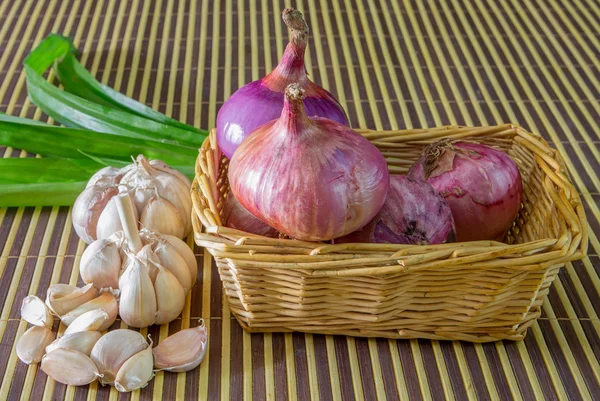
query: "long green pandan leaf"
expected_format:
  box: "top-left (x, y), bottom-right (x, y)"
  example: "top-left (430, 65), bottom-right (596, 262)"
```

top-left (24, 35), bottom-right (207, 147)
top-left (0, 120), bottom-right (197, 166)
top-left (0, 181), bottom-right (87, 207)
top-left (0, 158), bottom-right (112, 183)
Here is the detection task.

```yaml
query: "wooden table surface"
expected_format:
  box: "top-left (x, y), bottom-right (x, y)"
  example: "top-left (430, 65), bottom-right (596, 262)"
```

top-left (1, 0), bottom-right (599, 400)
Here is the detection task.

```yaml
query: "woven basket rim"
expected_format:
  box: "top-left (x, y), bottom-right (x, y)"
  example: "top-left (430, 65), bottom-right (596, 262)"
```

top-left (191, 124), bottom-right (588, 275)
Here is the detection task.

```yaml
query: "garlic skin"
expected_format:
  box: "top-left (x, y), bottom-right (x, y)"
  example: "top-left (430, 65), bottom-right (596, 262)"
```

top-left (72, 155), bottom-right (192, 244)
top-left (153, 321), bottom-right (208, 372)
top-left (21, 295), bottom-right (54, 328)
top-left (41, 348), bottom-right (100, 386)
top-left (60, 290), bottom-right (118, 331)
top-left (154, 265), bottom-right (186, 325)
top-left (46, 283), bottom-right (98, 316)
top-left (80, 238), bottom-right (121, 289)
top-left (16, 326), bottom-right (54, 365)
top-left (45, 331), bottom-right (102, 356)
top-left (64, 309), bottom-right (109, 336)
top-left (114, 340), bottom-right (154, 392)
top-left (118, 254), bottom-right (157, 328)
top-left (91, 329), bottom-right (148, 386)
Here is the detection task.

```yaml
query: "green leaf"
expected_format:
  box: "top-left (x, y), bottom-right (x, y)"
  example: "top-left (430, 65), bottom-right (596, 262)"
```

top-left (24, 35), bottom-right (207, 147)
top-left (0, 181), bottom-right (87, 207)
top-left (0, 158), bottom-right (107, 183)
top-left (0, 120), bottom-right (198, 166)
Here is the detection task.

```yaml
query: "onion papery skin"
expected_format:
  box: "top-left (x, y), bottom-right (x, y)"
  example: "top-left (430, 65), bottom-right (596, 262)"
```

top-left (408, 140), bottom-right (523, 242)
top-left (223, 192), bottom-right (279, 238)
top-left (335, 176), bottom-right (456, 245)
top-left (216, 8), bottom-right (349, 160)
top-left (228, 84), bottom-right (389, 242)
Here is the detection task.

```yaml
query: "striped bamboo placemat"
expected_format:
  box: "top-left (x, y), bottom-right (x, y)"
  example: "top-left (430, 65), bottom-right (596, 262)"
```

top-left (1, 0), bottom-right (599, 400)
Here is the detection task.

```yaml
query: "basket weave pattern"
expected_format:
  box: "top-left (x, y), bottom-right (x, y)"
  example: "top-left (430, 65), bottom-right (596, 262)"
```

top-left (191, 125), bottom-right (587, 342)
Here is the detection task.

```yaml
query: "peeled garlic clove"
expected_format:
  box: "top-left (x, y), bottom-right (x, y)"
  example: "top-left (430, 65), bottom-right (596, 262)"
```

top-left (46, 283), bottom-right (98, 316)
top-left (118, 255), bottom-right (156, 328)
top-left (64, 309), bottom-right (109, 336)
top-left (153, 241), bottom-right (192, 293)
top-left (153, 321), bottom-right (208, 372)
top-left (140, 196), bottom-right (185, 239)
top-left (114, 339), bottom-right (154, 392)
top-left (73, 186), bottom-right (120, 244)
top-left (161, 234), bottom-right (198, 285)
top-left (91, 329), bottom-right (148, 386)
top-left (21, 295), bottom-right (54, 328)
top-left (16, 326), bottom-right (54, 365)
top-left (154, 265), bottom-right (186, 325)
top-left (41, 348), bottom-right (100, 386)
top-left (136, 244), bottom-right (160, 283)
top-left (61, 290), bottom-right (118, 331)
top-left (45, 330), bottom-right (102, 356)
top-left (80, 238), bottom-right (121, 289)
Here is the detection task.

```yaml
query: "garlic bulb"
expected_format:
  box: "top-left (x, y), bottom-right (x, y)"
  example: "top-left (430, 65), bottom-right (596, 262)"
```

top-left (16, 326), bottom-right (54, 365)
top-left (41, 348), bottom-right (100, 386)
top-left (90, 329), bottom-right (149, 386)
top-left (78, 193), bottom-right (196, 328)
top-left (72, 155), bottom-right (192, 244)
top-left (153, 321), bottom-right (208, 372)
top-left (21, 295), bottom-right (54, 328)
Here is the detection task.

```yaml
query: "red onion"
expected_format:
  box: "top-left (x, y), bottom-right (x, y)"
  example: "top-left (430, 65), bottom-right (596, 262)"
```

top-left (335, 176), bottom-right (455, 245)
top-left (228, 83), bottom-right (389, 241)
top-left (408, 139), bottom-right (523, 242)
top-left (223, 191), bottom-right (278, 238)
top-left (216, 8), bottom-right (349, 159)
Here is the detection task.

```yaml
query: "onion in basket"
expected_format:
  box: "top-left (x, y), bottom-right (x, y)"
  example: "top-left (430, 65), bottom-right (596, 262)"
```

top-left (228, 83), bottom-right (389, 241)
top-left (408, 139), bottom-right (523, 242)
top-left (223, 192), bottom-right (279, 237)
top-left (216, 8), bottom-right (349, 159)
top-left (335, 176), bottom-right (455, 245)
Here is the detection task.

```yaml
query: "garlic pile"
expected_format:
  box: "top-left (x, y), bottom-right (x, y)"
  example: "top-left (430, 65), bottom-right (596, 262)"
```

top-left (72, 155), bottom-right (192, 244)
top-left (17, 290), bottom-right (208, 391)
top-left (80, 193), bottom-right (197, 328)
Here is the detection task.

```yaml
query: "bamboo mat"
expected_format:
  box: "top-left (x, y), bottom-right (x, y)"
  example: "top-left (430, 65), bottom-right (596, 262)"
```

top-left (1, 0), bottom-right (600, 400)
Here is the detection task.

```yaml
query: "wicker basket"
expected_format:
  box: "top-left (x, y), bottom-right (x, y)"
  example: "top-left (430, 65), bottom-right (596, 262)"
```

top-left (191, 124), bottom-right (587, 342)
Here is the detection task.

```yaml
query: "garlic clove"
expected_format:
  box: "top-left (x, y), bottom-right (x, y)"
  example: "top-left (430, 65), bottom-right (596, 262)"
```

top-left (41, 348), bottom-right (100, 386)
top-left (96, 196), bottom-right (124, 240)
top-left (46, 283), bottom-right (98, 316)
top-left (149, 159), bottom-right (192, 188)
top-left (16, 326), bottom-right (54, 365)
top-left (153, 173), bottom-right (193, 236)
top-left (140, 196), bottom-right (185, 239)
top-left (153, 321), bottom-right (208, 372)
top-left (132, 187), bottom-right (155, 216)
top-left (60, 290), bottom-right (118, 331)
top-left (154, 265), bottom-right (186, 325)
top-left (90, 329), bottom-right (148, 386)
top-left (135, 244), bottom-right (160, 283)
top-left (45, 330), bottom-right (102, 356)
top-left (161, 234), bottom-right (198, 285)
top-left (80, 238), bottom-right (121, 289)
top-left (21, 295), bottom-right (54, 328)
top-left (114, 339), bottom-right (154, 392)
top-left (153, 241), bottom-right (192, 293)
top-left (73, 185), bottom-right (119, 244)
top-left (118, 255), bottom-right (157, 328)
top-left (64, 309), bottom-right (109, 336)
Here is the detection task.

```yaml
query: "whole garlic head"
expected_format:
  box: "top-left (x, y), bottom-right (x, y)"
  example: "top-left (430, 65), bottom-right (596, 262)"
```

top-left (72, 155), bottom-right (192, 244)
